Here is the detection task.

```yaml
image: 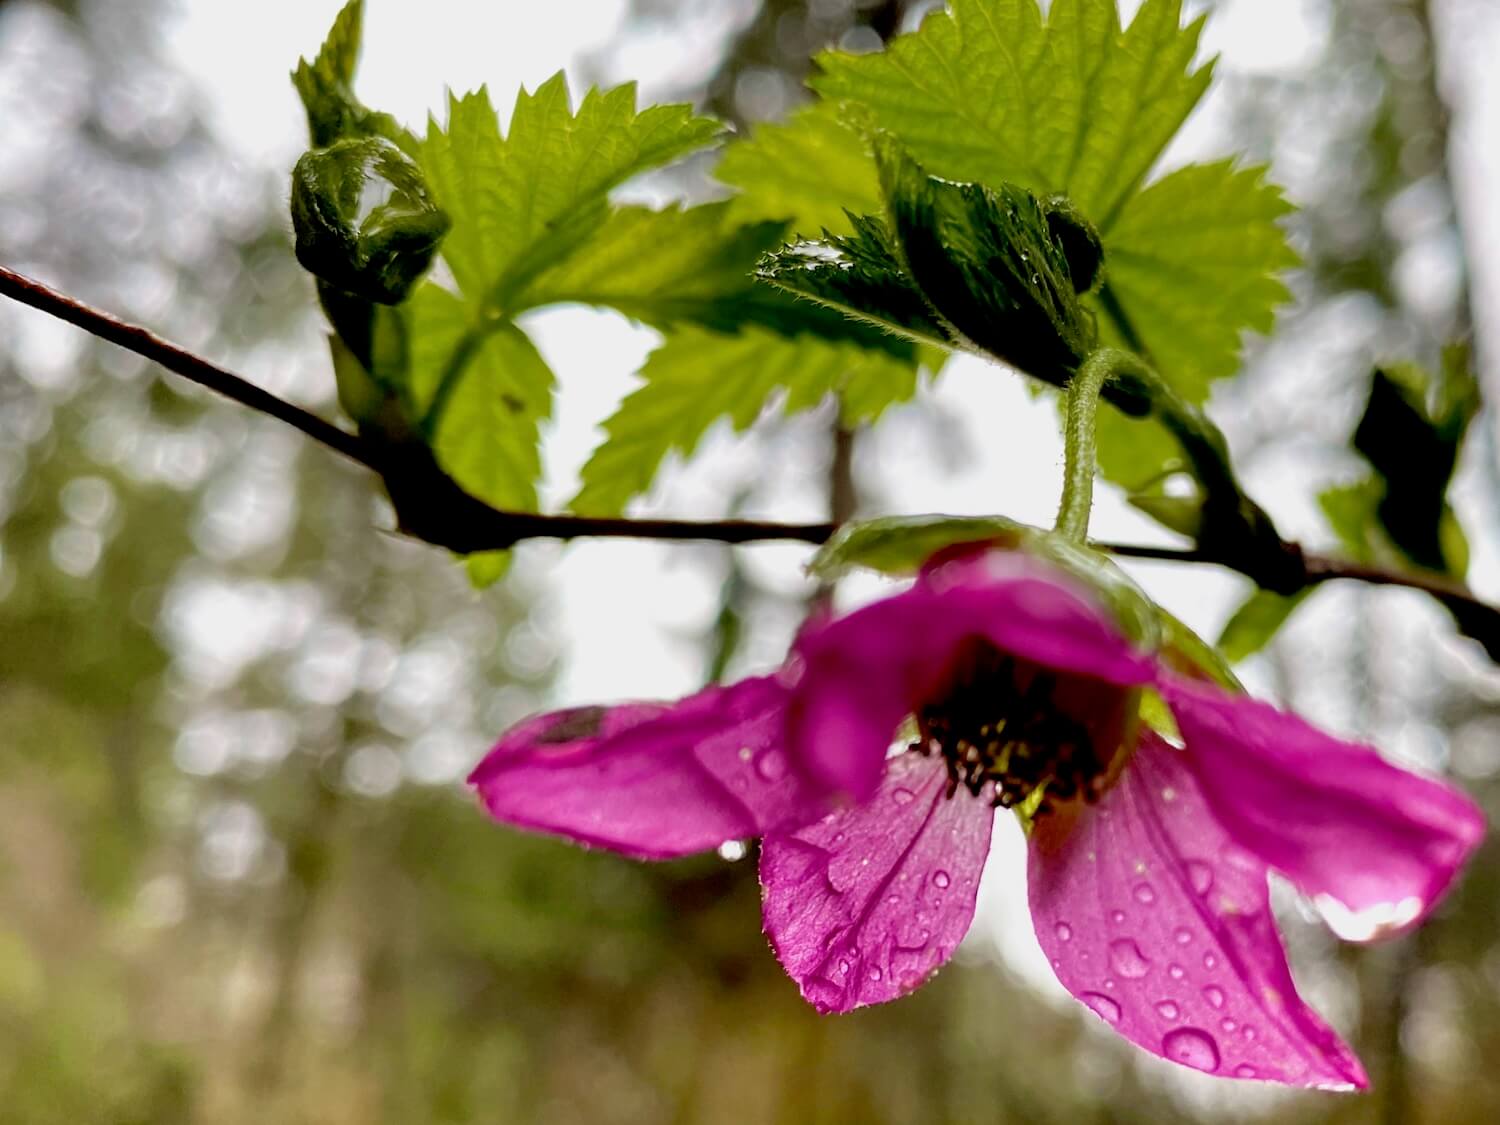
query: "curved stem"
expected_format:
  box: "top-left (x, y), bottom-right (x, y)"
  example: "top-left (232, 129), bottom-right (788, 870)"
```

top-left (1055, 349), bottom-right (1113, 543)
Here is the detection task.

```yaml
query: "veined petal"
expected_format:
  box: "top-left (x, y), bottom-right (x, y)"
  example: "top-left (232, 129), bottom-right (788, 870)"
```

top-left (1029, 734), bottom-right (1367, 1090)
top-left (1161, 675), bottom-right (1485, 941)
top-left (788, 551), bottom-right (1155, 800)
top-left (760, 752), bottom-right (993, 1013)
top-left (468, 676), bottom-right (826, 860)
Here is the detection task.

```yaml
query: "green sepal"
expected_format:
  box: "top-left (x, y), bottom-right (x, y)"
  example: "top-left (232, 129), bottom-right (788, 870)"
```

top-left (292, 137), bottom-right (450, 305)
top-left (875, 139), bottom-right (1096, 386)
top-left (1215, 588), bottom-right (1314, 664)
top-left (809, 515), bottom-right (1160, 651)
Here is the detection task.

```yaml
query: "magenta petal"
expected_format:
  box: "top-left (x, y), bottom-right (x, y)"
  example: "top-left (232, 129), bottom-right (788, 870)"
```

top-left (468, 676), bottom-right (827, 860)
top-left (788, 551), bottom-right (1155, 800)
top-left (760, 752), bottom-right (993, 1013)
top-left (1160, 675), bottom-right (1485, 941)
top-left (1029, 734), bottom-right (1368, 1089)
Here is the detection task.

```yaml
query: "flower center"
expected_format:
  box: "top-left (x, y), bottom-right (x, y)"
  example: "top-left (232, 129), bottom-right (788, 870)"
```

top-left (914, 641), bottom-right (1122, 816)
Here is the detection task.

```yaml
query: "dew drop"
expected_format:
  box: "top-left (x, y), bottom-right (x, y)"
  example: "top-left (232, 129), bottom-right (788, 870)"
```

top-left (1234, 1064), bottom-right (1258, 1079)
top-left (1054, 922), bottom-right (1073, 943)
top-left (1202, 953), bottom-right (1219, 971)
top-left (1108, 939), bottom-right (1152, 979)
top-left (1155, 1000), bottom-right (1181, 1021)
top-left (868, 966), bottom-right (883, 982)
top-left (1133, 882), bottom-right (1157, 906)
top-left (1202, 985), bottom-right (1225, 1010)
top-left (1104, 978), bottom-right (1117, 990)
top-left (837, 958), bottom-right (850, 975)
top-left (1081, 992), bottom-right (1121, 1024)
top-left (933, 870), bottom-right (952, 890)
top-left (892, 787), bottom-right (916, 805)
top-left (1162, 1027), bottom-right (1221, 1073)
top-left (1174, 927), bottom-right (1192, 945)
top-left (1185, 861), bottom-right (1214, 895)
top-left (754, 750), bottom-right (788, 782)
top-left (1242, 1025), bottom-right (1257, 1042)
top-left (1109, 910), bottom-right (1126, 925)
top-left (1168, 963), bottom-right (1185, 981)
top-left (1221, 1018), bottom-right (1237, 1033)
top-left (737, 747), bottom-right (753, 762)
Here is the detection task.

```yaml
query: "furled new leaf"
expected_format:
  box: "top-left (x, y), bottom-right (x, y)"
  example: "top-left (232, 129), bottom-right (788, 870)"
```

top-left (292, 0), bottom-right (403, 147)
top-left (572, 326), bottom-right (922, 516)
top-left (757, 212), bottom-right (954, 347)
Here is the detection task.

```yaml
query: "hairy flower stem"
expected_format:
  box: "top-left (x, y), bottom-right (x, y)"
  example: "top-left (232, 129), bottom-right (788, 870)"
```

top-left (1055, 350), bottom-right (1114, 543)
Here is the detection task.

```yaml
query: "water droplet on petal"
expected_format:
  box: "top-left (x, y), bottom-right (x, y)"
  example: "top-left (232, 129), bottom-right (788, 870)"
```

top-left (933, 870), bottom-right (951, 890)
top-left (1174, 927), bottom-right (1192, 945)
top-left (1203, 985), bottom-right (1225, 1010)
top-left (1133, 882), bottom-right (1157, 905)
top-left (1186, 861), bottom-right (1214, 895)
top-left (1155, 1000), bottom-right (1181, 1021)
top-left (1221, 1018), bottom-right (1237, 1033)
top-left (1242, 1025), bottom-right (1257, 1042)
top-left (1168, 963), bottom-right (1185, 980)
top-left (837, 958), bottom-right (850, 975)
top-left (1109, 910), bottom-right (1126, 925)
top-left (1055, 922), bottom-right (1073, 943)
top-left (868, 966), bottom-right (883, 982)
top-left (738, 747), bottom-right (753, 762)
top-left (1162, 1027), bottom-right (1220, 1073)
top-left (1108, 939), bottom-right (1152, 979)
top-left (1202, 953), bottom-right (1219, 971)
top-left (754, 750), bottom-right (788, 782)
top-left (892, 787), bottom-right (916, 805)
top-left (1234, 1064), bottom-right (1258, 1079)
top-left (1081, 992), bottom-right (1121, 1024)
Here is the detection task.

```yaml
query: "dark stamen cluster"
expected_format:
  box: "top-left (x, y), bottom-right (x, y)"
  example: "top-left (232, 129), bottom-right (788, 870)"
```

top-left (915, 643), bottom-right (1110, 814)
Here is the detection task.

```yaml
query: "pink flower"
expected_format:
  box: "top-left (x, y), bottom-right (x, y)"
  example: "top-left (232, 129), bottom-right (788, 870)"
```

top-left (469, 549), bottom-right (1483, 1089)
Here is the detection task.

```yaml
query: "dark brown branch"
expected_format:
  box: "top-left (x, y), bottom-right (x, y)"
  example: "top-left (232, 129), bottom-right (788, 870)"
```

top-left (5, 262), bottom-right (1500, 640)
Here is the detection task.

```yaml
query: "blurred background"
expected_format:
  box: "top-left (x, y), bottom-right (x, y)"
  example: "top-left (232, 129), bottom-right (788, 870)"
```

top-left (2, 0), bottom-right (1500, 1121)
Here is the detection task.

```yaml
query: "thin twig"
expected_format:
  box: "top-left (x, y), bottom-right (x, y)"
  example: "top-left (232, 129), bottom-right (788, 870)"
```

top-left (3, 262), bottom-right (1499, 632)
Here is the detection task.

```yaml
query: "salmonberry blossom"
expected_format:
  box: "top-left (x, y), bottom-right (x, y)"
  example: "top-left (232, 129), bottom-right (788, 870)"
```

top-left (469, 548), bottom-right (1483, 1089)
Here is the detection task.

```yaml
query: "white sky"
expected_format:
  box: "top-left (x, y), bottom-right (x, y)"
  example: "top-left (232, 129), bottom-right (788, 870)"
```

top-left (163, 2), bottom-right (1500, 1091)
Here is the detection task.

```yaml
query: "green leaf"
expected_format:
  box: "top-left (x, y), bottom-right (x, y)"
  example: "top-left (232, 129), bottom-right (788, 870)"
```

top-left (416, 78), bottom-right (723, 308)
top-left (572, 325), bottom-right (921, 516)
top-left (406, 285), bottom-right (553, 513)
top-left (1216, 588), bottom-right (1313, 663)
top-left (1098, 161), bottom-right (1296, 400)
top-left (1352, 358), bottom-right (1479, 575)
top-left (756, 212), bottom-right (955, 348)
top-left (814, 0), bottom-right (1211, 225)
top-left (716, 102), bottom-right (882, 236)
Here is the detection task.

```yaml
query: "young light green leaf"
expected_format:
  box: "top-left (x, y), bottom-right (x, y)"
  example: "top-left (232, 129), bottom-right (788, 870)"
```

top-left (406, 285), bottom-right (553, 513)
top-left (1216, 588), bottom-right (1313, 664)
top-left (417, 78), bottom-right (723, 307)
top-left (572, 325), bottom-right (921, 516)
top-left (1099, 161), bottom-right (1297, 401)
top-left (716, 102), bottom-right (882, 236)
top-left (757, 212), bottom-right (956, 348)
